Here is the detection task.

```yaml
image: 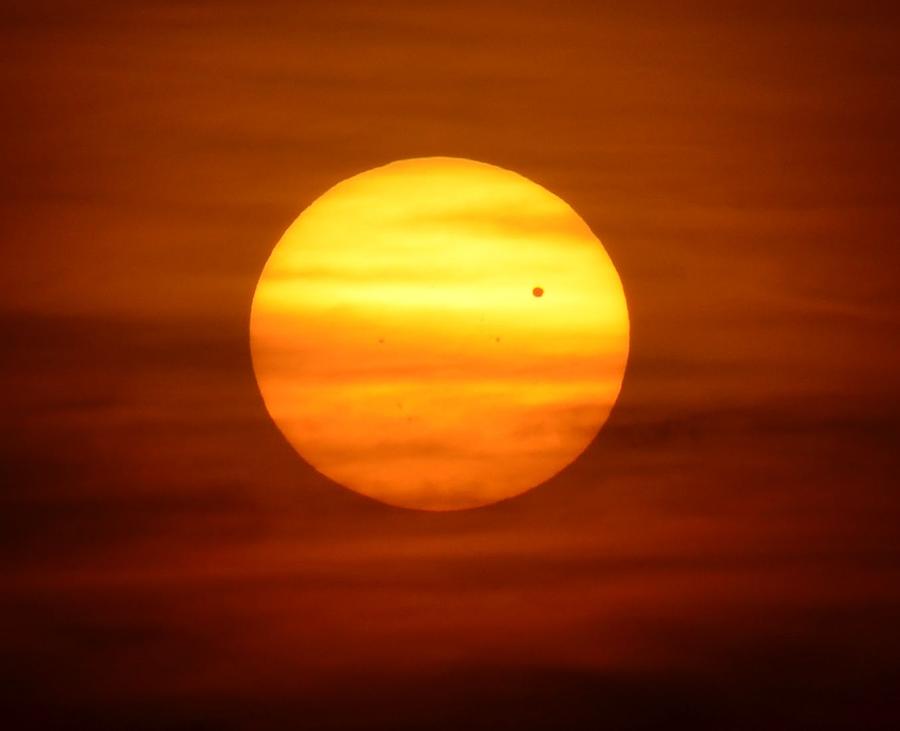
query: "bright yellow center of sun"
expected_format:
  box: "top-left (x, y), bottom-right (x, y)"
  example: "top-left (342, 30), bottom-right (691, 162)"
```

top-left (250, 157), bottom-right (629, 510)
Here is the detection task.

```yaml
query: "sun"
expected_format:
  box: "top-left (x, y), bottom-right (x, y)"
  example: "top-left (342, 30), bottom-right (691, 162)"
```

top-left (250, 157), bottom-right (629, 510)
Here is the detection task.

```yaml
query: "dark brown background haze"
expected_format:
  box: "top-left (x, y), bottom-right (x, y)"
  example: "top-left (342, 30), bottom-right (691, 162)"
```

top-left (2, 1), bottom-right (899, 729)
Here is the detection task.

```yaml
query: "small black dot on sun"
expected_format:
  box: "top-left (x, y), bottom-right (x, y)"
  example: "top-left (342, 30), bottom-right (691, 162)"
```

top-left (533, 286), bottom-right (544, 297)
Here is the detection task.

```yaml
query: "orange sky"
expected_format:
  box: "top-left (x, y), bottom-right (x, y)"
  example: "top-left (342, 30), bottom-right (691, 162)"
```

top-left (2, 2), bottom-right (900, 729)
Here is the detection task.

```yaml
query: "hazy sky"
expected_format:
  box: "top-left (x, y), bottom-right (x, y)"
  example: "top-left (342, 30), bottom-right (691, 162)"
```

top-left (3, 2), bottom-right (899, 728)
